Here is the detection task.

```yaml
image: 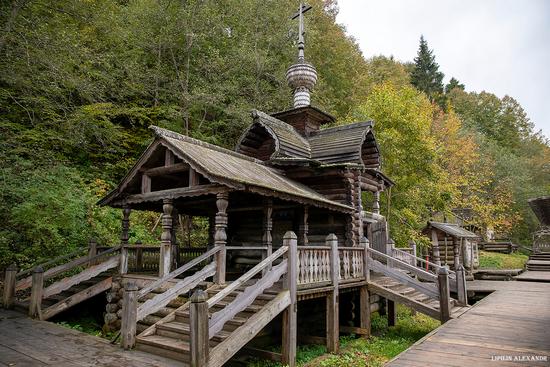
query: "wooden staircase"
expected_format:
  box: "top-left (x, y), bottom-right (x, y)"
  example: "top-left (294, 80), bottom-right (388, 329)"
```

top-left (526, 253), bottom-right (550, 271)
top-left (135, 283), bottom-right (278, 364)
top-left (367, 246), bottom-right (470, 322)
top-left (5, 245), bottom-right (121, 320)
top-left (369, 274), bottom-right (469, 320)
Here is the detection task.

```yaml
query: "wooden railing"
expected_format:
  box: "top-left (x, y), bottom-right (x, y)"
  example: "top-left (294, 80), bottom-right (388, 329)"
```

top-left (190, 232), bottom-right (298, 367)
top-left (339, 247), bottom-right (365, 281)
top-left (120, 247), bottom-right (221, 348)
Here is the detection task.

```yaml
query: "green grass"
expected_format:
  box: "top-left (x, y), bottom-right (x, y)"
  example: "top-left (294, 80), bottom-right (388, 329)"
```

top-left (478, 250), bottom-right (528, 270)
top-left (248, 305), bottom-right (440, 367)
top-left (56, 316), bottom-right (117, 340)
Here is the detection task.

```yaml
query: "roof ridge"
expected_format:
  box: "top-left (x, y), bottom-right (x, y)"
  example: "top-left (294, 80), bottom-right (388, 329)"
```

top-left (310, 121), bottom-right (373, 137)
top-left (149, 126), bottom-right (264, 164)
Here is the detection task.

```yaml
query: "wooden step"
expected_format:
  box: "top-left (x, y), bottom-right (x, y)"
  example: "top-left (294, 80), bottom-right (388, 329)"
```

top-left (156, 321), bottom-right (230, 342)
top-left (136, 335), bottom-right (190, 363)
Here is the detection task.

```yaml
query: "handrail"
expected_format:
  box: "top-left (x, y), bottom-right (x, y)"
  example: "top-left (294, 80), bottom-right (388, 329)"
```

top-left (226, 246), bottom-right (268, 251)
top-left (368, 247), bottom-right (438, 282)
top-left (207, 245), bottom-right (288, 308)
top-left (392, 246), bottom-right (456, 277)
top-left (296, 246), bottom-right (330, 250)
top-left (16, 245), bottom-right (121, 291)
top-left (138, 246), bottom-right (221, 299)
top-left (16, 247), bottom-right (88, 278)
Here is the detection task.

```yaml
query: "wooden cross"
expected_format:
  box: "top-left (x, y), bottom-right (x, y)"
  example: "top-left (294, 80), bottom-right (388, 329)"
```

top-left (291, 3), bottom-right (312, 60)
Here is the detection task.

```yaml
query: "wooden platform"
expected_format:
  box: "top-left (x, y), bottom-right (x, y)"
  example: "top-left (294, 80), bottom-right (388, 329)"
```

top-left (387, 280), bottom-right (550, 366)
top-left (0, 309), bottom-right (180, 366)
top-left (515, 270), bottom-right (550, 282)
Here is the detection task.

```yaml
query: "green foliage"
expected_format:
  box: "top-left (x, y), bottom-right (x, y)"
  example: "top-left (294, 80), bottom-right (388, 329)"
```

top-left (249, 306), bottom-right (439, 367)
top-left (478, 250), bottom-right (528, 270)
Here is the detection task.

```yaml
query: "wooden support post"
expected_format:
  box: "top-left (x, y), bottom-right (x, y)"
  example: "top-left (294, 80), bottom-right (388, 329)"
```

top-left (298, 206), bottom-right (309, 246)
top-left (456, 265), bottom-right (468, 306)
top-left (326, 234), bottom-right (339, 353)
top-left (410, 241), bottom-right (417, 266)
top-left (437, 267), bottom-right (451, 323)
top-left (190, 289), bottom-right (209, 367)
top-left (171, 209), bottom-right (180, 270)
top-left (3, 264), bottom-right (17, 309)
top-left (360, 237), bottom-right (371, 337)
top-left (189, 167), bottom-right (200, 186)
top-left (262, 199), bottom-right (273, 275)
top-left (282, 231), bottom-right (297, 367)
top-left (373, 191), bottom-right (380, 214)
top-left (135, 240), bottom-right (143, 272)
top-left (387, 299), bottom-right (396, 327)
top-left (160, 199), bottom-right (173, 277)
top-left (431, 229), bottom-right (441, 266)
top-left (120, 245), bottom-right (129, 275)
top-left (214, 192), bottom-right (228, 285)
top-left (387, 239), bottom-right (394, 268)
top-left (29, 266), bottom-right (44, 319)
top-left (121, 205), bottom-right (131, 245)
top-left (453, 236), bottom-right (460, 270)
top-left (88, 238), bottom-right (97, 267)
top-left (121, 282), bottom-right (138, 349)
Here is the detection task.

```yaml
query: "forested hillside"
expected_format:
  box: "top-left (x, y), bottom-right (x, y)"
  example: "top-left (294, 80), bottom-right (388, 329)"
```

top-left (1, 0), bottom-right (549, 268)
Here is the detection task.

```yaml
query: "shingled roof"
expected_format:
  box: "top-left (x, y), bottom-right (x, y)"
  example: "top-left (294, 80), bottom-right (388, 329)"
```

top-left (236, 110), bottom-right (380, 168)
top-left (425, 221), bottom-right (480, 239)
top-left (99, 126), bottom-right (353, 213)
top-left (529, 196), bottom-right (550, 226)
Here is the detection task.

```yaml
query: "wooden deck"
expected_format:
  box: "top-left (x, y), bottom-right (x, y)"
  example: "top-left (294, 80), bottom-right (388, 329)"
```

top-left (515, 270), bottom-right (550, 282)
top-left (0, 309), bottom-right (180, 367)
top-left (387, 280), bottom-right (550, 366)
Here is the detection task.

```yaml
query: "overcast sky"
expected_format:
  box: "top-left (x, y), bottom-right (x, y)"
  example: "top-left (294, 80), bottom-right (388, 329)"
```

top-left (336, 0), bottom-right (550, 139)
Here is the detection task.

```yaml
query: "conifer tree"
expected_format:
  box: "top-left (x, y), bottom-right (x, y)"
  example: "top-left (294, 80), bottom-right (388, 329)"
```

top-left (411, 36), bottom-right (444, 101)
top-left (445, 77), bottom-right (465, 94)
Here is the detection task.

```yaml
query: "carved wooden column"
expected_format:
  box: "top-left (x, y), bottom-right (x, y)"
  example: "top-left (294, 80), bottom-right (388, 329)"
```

top-left (373, 191), bottom-right (380, 214)
top-left (431, 229), bottom-right (441, 266)
top-left (121, 205), bottom-right (131, 245)
top-left (214, 192), bottom-right (228, 285)
top-left (159, 199), bottom-right (173, 277)
top-left (452, 236), bottom-right (460, 270)
top-left (298, 206), bottom-right (308, 246)
top-left (262, 199), bottom-right (273, 274)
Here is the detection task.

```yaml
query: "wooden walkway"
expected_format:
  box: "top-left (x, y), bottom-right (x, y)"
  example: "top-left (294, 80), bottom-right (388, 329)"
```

top-left (387, 280), bottom-right (550, 366)
top-left (515, 270), bottom-right (550, 282)
top-left (0, 309), bottom-right (180, 367)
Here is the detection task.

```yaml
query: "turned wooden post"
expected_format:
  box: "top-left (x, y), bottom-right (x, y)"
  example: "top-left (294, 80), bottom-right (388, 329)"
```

top-left (214, 192), bottom-right (228, 285)
top-left (359, 237), bottom-right (371, 337)
top-left (3, 264), bottom-right (17, 309)
top-left (456, 264), bottom-right (468, 306)
top-left (120, 245), bottom-right (129, 275)
top-left (282, 231), bottom-right (297, 367)
top-left (452, 236), bottom-right (460, 270)
top-left (171, 208), bottom-right (180, 270)
top-left (326, 234), bottom-right (339, 353)
top-left (431, 229), bottom-right (441, 266)
top-left (160, 199), bottom-right (173, 277)
top-left (190, 289), bottom-right (209, 367)
top-left (121, 205), bottom-right (131, 245)
top-left (298, 206), bottom-right (309, 246)
top-left (121, 282), bottom-right (138, 349)
top-left (88, 238), bottom-right (97, 267)
top-left (373, 191), bottom-right (380, 215)
top-left (29, 266), bottom-right (44, 319)
top-left (438, 267), bottom-right (451, 323)
top-left (262, 198), bottom-right (273, 275)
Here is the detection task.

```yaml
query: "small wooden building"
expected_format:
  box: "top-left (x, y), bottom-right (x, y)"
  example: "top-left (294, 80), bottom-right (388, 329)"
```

top-left (422, 221), bottom-right (480, 272)
top-left (98, 108), bottom-right (393, 277)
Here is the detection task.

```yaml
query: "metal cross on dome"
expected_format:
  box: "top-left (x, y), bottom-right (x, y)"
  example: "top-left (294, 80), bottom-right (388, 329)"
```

top-left (291, 3), bottom-right (312, 61)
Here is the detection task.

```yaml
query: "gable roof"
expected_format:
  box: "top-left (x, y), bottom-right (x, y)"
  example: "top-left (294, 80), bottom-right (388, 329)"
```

top-left (308, 122), bottom-right (378, 166)
top-left (99, 126), bottom-right (353, 213)
top-left (425, 221), bottom-right (480, 239)
top-left (237, 110), bottom-right (380, 168)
